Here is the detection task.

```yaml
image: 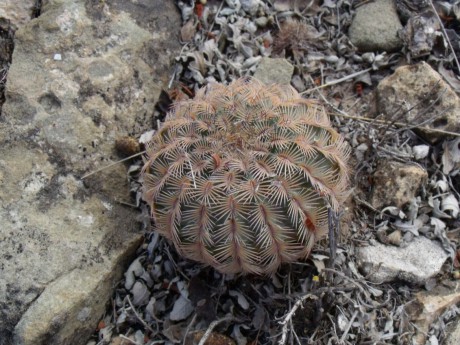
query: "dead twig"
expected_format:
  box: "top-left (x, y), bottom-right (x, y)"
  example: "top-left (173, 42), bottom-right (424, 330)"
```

top-left (307, 75), bottom-right (460, 138)
top-left (126, 295), bottom-right (157, 334)
top-left (428, 0), bottom-right (460, 73)
top-left (271, 285), bottom-right (357, 300)
top-left (328, 208), bottom-right (338, 268)
top-left (376, 83), bottom-right (448, 144)
top-left (322, 268), bottom-right (369, 298)
top-left (288, 270), bottom-right (293, 345)
top-left (340, 309), bottom-right (359, 343)
top-left (182, 313), bottom-right (198, 345)
top-left (278, 294), bottom-right (318, 345)
top-left (338, 113), bottom-right (460, 137)
top-left (81, 151), bottom-right (145, 179)
top-left (197, 315), bottom-right (235, 345)
top-left (354, 197), bottom-right (379, 213)
top-left (118, 334), bottom-right (140, 345)
top-left (301, 68), bottom-right (373, 95)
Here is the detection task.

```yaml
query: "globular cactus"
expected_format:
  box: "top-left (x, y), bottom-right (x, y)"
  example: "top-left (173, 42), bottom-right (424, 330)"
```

top-left (142, 78), bottom-right (350, 275)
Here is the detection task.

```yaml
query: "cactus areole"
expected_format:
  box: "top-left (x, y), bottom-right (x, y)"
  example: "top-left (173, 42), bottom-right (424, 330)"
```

top-left (142, 78), bottom-right (349, 275)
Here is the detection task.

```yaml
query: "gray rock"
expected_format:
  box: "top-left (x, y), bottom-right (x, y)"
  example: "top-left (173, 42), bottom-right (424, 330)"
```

top-left (376, 62), bottom-right (460, 142)
top-left (357, 237), bottom-right (449, 284)
top-left (13, 249), bottom-right (140, 345)
top-left (0, 0), bottom-right (36, 31)
top-left (348, 0), bottom-right (403, 52)
top-left (253, 57), bottom-right (294, 85)
top-left (371, 160), bottom-right (427, 209)
top-left (0, 1), bottom-right (181, 344)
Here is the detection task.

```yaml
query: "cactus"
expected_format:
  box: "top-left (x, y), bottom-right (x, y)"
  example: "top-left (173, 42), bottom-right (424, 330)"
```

top-left (142, 78), bottom-right (350, 275)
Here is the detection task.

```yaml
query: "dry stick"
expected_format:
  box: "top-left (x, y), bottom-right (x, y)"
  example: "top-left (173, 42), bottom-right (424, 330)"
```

top-left (278, 294), bottom-right (318, 345)
top-left (271, 285), bottom-right (356, 300)
top-left (374, 82), bottom-right (441, 136)
top-left (126, 295), bottom-right (157, 334)
top-left (300, 68), bottom-right (373, 95)
top-left (118, 334), bottom-right (139, 345)
top-left (164, 245), bottom-right (190, 282)
top-left (197, 315), bottom-right (235, 345)
top-left (428, 0), bottom-right (460, 73)
top-left (322, 268), bottom-right (368, 297)
top-left (113, 298), bottom-right (120, 334)
top-left (338, 113), bottom-right (460, 137)
top-left (288, 270), bottom-right (293, 345)
top-left (340, 309), bottom-right (359, 343)
top-left (182, 313), bottom-right (198, 345)
top-left (168, 64), bottom-right (178, 89)
top-left (306, 69), bottom-right (460, 138)
top-left (335, 2), bottom-right (341, 38)
top-left (0, 68), bottom-right (8, 84)
top-left (207, 1), bottom-right (225, 44)
top-left (376, 110), bottom-right (447, 155)
top-left (81, 151), bottom-right (146, 179)
top-left (308, 76), bottom-right (460, 137)
top-left (328, 208), bottom-right (337, 265)
top-left (292, 328), bottom-right (302, 345)
top-left (208, 0), bottom-right (224, 33)
top-left (381, 108), bottom-right (450, 146)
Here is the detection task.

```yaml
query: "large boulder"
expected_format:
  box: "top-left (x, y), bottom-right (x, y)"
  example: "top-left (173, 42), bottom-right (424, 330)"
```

top-left (0, 1), bottom-right (181, 344)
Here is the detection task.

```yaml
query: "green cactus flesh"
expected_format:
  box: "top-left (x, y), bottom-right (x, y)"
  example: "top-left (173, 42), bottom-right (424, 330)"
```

top-left (142, 78), bottom-right (349, 275)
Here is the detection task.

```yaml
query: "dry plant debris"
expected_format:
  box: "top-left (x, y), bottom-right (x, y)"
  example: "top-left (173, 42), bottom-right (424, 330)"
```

top-left (88, 1), bottom-right (460, 344)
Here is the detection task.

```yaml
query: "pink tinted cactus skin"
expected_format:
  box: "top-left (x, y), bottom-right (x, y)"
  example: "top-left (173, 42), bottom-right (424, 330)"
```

top-left (142, 78), bottom-right (350, 275)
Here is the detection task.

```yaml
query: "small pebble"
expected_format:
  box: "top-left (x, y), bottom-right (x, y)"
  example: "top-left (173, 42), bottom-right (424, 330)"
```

top-left (255, 16), bottom-right (269, 27)
top-left (413, 145), bottom-right (430, 160)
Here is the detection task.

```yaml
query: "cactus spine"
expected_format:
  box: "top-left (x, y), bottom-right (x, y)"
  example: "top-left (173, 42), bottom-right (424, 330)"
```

top-left (142, 78), bottom-right (349, 275)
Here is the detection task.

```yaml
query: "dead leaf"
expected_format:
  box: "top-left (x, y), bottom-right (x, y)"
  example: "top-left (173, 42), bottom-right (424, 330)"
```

top-left (181, 19), bottom-right (197, 42)
top-left (229, 290), bottom-right (249, 310)
top-left (429, 197), bottom-right (452, 219)
top-left (252, 305), bottom-right (268, 331)
top-left (170, 295), bottom-right (194, 321)
top-left (124, 257), bottom-right (145, 290)
top-left (442, 138), bottom-right (460, 174)
top-left (431, 217), bottom-right (456, 258)
top-left (441, 194), bottom-right (459, 218)
top-left (131, 281), bottom-right (150, 306)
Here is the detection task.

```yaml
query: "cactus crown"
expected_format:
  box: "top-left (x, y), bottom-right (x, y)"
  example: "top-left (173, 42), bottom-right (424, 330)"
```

top-left (142, 78), bottom-right (350, 275)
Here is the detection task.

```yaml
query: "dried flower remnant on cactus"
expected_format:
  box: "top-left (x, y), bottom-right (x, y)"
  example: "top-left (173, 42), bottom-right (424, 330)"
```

top-left (142, 78), bottom-right (350, 275)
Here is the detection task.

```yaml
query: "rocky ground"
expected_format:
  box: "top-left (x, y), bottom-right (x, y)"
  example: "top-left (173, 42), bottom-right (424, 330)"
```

top-left (1, 1), bottom-right (460, 345)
